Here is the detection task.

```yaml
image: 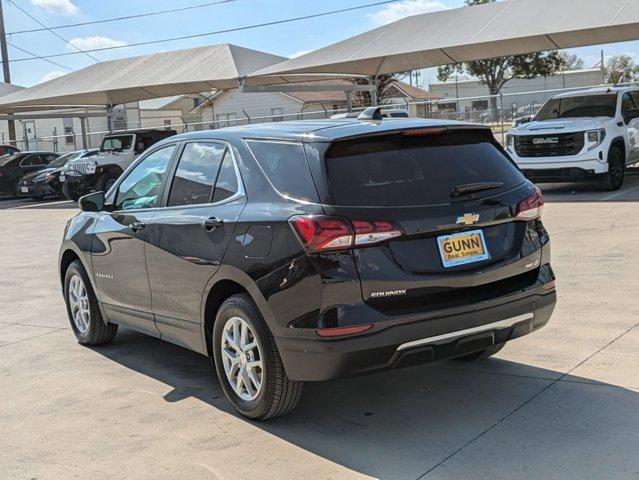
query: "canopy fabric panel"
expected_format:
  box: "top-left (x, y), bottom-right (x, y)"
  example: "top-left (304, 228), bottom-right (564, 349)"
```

top-left (0, 44), bottom-right (286, 112)
top-left (249, 0), bottom-right (639, 81)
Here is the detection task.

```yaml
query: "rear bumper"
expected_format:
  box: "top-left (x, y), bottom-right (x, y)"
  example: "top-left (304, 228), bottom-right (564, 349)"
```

top-left (16, 182), bottom-right (55, 198)
top-left (276, 288), bottom-right (556, 381)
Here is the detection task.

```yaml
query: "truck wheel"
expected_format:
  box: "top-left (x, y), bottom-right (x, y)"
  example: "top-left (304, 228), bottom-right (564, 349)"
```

top-left (212, 293), bottom-right (303, 420)
top-left (62, 182), bottom-right (81, 201)
top-left (96, 172), bottom-right (118, 193)
top-left (599, 147), bottom-right (625, 191)
top-left (454, 342), bottom-right (506, 361)
top-left (64, 260), bottom-right (118, 345)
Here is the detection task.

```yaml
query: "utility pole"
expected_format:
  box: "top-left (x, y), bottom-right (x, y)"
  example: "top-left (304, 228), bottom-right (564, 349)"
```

top-left (0, 0), bottom-right (16, 146)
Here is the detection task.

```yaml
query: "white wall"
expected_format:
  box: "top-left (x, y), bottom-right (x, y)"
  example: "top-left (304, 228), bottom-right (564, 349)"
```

top-left (429, 69), bottom-right (605, 113)
top-left (202, 89), bottom-right (303, 127)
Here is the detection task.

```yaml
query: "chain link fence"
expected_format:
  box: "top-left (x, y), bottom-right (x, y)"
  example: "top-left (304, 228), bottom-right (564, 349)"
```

top-left (11, 81), bottom-right (637, 152)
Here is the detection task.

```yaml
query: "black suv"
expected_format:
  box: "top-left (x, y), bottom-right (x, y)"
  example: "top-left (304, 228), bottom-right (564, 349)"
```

top-left (59, 116), bottom-right (556, 419)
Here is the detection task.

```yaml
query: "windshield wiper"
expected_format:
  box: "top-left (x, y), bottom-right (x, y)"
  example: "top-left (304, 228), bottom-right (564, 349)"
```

top-left (450, 182), bottom-right (504, 198)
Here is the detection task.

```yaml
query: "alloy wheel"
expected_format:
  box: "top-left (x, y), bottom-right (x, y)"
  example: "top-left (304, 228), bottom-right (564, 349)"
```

top-left (220, 316), bottom-right (264, 401)
top-left (68, 275), bottom-right (90, 333)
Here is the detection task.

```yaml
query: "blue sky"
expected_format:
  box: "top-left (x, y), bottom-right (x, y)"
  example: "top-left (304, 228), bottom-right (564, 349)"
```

top-left (4, 0), bottom-right (639, 88)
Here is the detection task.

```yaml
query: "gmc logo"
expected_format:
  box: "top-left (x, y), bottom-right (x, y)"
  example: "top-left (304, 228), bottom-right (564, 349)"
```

top-left (532, 137), bottom-right (559, 145)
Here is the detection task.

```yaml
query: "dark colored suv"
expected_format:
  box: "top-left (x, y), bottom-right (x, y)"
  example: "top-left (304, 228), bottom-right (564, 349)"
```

top-left (59, 117), bottom-right (556, 419)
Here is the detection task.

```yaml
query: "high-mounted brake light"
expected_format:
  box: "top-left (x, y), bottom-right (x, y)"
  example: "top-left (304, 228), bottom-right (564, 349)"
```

top-left (290, 216), bottom-right (403, 252)
top-left (402, 127), bottom-right (448, 137)
top-left (515, 186), bottom-right (544, 221)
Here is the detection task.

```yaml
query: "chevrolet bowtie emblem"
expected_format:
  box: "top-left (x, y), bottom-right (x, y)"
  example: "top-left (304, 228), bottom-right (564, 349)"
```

top-left (456, 213), bottom-right (480, 226)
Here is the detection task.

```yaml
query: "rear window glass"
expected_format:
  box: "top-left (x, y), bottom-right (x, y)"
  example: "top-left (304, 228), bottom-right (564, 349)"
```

top-left (246, 140), bottom-right (319, 202)
top-left (324, 130), bottom-right (524, 206)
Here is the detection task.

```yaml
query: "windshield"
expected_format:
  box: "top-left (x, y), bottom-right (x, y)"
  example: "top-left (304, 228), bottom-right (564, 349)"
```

top-left (101, 135), bottom-right (133, 152)
top-left (50, 151), bottom-right (81, 168)
top-left (535, 94), bottom-right (617, 120)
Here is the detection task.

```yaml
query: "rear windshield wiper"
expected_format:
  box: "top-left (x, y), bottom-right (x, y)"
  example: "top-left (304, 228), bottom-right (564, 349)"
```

top-left (450, 182), bottom-right (504, 198)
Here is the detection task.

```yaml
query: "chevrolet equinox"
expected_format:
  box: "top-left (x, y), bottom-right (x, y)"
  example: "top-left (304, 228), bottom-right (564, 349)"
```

top-left (59, 115), bottom-right (557, 419)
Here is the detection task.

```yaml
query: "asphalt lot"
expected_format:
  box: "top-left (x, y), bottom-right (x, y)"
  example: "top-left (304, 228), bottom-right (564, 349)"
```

top-left (1, 173), bottom-right (639, 480)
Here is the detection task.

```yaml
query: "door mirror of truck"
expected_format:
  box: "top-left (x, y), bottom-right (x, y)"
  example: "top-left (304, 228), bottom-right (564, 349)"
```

top-left (78, 191), bottom-right (105, 212)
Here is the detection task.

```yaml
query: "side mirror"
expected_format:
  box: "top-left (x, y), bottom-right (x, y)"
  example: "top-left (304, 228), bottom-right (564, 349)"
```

top-left (78, 191), bottom-right (105, 212)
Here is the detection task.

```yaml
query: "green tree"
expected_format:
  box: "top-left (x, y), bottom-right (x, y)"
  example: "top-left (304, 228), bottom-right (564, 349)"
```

top-left (557, 52), bottom-right (585, 71)
top-left (437, 0), bottom-right (564, 120)
top-left (350, 73), bottom-right (401, 107)
top-left (605, 54), bottom-right (638, 84)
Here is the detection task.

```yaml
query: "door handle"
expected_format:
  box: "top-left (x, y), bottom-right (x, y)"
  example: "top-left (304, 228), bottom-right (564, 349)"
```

top-left (201, 217), bottom-right (224, 231)
top-left (129, 221), bottom-right (146, 232)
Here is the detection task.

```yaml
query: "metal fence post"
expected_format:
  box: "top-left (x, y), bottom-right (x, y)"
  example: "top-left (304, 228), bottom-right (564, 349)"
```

top-left (499, 93), bottom-right (505, 145)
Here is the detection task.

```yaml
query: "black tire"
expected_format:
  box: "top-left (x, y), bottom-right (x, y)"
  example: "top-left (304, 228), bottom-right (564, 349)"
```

top-left (454, 342), bottom-right (506, 362)
top-left (96, 172), bottom-right (118, 193)
top-left (62, 182), bottom-right (81, 201)
top-left (599, 146), bottom-right (625, 191)
top-left (212, 293), bottom-right (303, 420)
top-left (63, 260), bottom-right (118, 345)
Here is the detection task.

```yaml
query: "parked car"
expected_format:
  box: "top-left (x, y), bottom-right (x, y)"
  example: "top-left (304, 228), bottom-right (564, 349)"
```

top-left (59, 114), bottom-right (556, 419)
top-left (0, 151), bottom-right (59, 198)
top-left (60, 129), bottom-right (177, 201)
top-left (506, 86), bottom-right (639, 190)
top-left (17, 149), bottom-right (99, 201)
top-left (0, 144), bottom-right (21, 156)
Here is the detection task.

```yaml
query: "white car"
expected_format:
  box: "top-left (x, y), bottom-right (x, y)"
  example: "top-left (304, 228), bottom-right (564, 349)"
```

top-left (506, 87), bottom-right (639, 190)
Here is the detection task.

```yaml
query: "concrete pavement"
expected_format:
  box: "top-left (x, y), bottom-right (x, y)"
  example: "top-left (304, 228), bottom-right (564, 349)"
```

top-left (1, 176), bottom-right (638, 479)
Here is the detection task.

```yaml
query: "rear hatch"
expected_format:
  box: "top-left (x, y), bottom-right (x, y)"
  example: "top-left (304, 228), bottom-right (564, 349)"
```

top-left (308, 127), bottom-right (544, 314)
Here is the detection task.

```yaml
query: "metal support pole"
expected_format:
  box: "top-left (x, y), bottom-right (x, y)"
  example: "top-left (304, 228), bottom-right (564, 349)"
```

top-left (80, 117), bottom-right (88, 149)
top-left (346, 91), bottom-right (353, 113)
top-left (370, 77), bottom-right (378, 107)
top-left (499, 93), bottom-right (505, 145)
top-left (0, 0), bottom-right (16, 146)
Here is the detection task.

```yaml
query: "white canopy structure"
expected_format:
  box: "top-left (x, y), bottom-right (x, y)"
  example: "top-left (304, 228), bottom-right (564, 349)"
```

top-left (0, 44), bottom-right (286, 113)
top-left (249, 0), bottom-right (639, 81)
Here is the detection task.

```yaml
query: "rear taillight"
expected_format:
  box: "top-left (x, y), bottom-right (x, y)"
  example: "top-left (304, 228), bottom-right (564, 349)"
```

top-left (290, 216), bottom-right (403, 252)
top-left (290, 216), bottom-right (354, 252)
top-left (515, 186), bottom-right (544, 221)
top-left (352, 220), bottom-right (403, 245)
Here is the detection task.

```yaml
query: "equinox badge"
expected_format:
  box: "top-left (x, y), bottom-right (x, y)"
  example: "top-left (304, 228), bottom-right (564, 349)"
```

top-left (456, 213), bottom-right (480, 226)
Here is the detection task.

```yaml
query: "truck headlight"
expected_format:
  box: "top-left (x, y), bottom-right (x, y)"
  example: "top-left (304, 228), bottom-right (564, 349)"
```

top-left (85, 161), bottom-right (97, 174)
top-left (586, 129), bottom-right (606, 151)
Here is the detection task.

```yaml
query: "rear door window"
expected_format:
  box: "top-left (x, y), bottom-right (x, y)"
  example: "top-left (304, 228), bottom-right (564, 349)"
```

top-left (167, 142), bottom-right (226, 207)
top-left (246, 140), bottom-right (319, 202)
top-left (324, 130), bottom-right (525, 206)
top-left (211, 150), bottom-right (239, 203)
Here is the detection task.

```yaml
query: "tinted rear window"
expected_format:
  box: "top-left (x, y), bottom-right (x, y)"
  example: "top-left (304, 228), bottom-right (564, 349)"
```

top-left (324, 130), bottom-right (524, 206)
top-left (246, 140), bottom-right (319, 202)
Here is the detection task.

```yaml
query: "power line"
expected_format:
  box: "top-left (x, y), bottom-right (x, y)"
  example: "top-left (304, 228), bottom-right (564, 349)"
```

top-left (7, 0), bottom-right (239, 35)
top-left (6, 41), bottom-right (72, 70)
top-left (7, 0), bottom-right (401, 64)
top-left (9, 0), bottom-right (101, 63)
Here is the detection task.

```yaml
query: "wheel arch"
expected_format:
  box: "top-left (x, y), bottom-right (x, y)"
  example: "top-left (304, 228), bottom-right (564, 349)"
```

top-left (59, 248), bottom-right (82, 286)
top-left (201, 266), bottom-right (275, 358)
top-left (610, 137), bottom-right (626, 160)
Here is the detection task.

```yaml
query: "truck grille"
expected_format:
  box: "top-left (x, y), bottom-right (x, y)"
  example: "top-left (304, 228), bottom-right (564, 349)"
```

top-left (515, 132), bottom-right (585, 157)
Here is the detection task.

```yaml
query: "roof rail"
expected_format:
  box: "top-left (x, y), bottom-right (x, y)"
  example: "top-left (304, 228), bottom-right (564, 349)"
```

top-left (357, 107), bottom-right (382, 120)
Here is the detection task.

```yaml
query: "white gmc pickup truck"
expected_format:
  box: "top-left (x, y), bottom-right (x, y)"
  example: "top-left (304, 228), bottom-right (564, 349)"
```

top-left (506, 87), bottom-right (639, 191)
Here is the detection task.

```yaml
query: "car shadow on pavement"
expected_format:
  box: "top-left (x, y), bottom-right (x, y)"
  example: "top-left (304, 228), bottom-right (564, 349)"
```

top-left (0, 197), bottom-right (77, 210)
top-left (93, 327), bottom-right (639, 480)
top-left (540, 168), bottom-right (639, 203)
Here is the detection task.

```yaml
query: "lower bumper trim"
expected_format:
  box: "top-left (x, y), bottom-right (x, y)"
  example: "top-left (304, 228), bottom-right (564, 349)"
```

top-left (396, 313), bottom-right (533, 351)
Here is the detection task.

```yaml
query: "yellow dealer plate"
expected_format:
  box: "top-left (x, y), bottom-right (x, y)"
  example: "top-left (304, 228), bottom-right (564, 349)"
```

top-left (437, 229), bottom-right (490, 268)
